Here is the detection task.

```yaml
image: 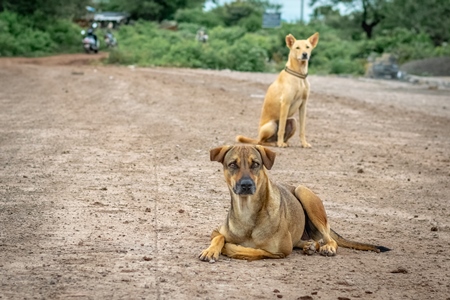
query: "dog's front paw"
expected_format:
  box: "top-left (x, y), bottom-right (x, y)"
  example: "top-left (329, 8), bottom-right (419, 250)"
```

top-left (199, 247), bottom-right (221, 263)
top-left (319, 244), bottom-right (337, 256)
top-left (277, 141), bottom-right (288, 148)
top-left (301, 142), bottom-right (311, 148)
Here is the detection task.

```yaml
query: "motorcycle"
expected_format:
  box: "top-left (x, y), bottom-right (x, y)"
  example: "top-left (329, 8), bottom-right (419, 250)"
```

top-left (81, 28), bottom-right (100, 54)
top-left (82, 36), bottom-right (99, 53)
top-left (104, 32), bottom-right (117, 48)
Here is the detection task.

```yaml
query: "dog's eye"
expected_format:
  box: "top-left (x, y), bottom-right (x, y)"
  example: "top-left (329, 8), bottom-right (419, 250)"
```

top-left (296, 46), bottom-right (300, 49)
top-left (228, 162), bottom-right (238, 169)
top-left (251, 162), bottom-right (260, 169)
top-left (306, 45), bottom-right (310, 49)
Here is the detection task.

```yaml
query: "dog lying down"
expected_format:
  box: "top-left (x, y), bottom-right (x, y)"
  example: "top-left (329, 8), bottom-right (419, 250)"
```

top-left (199, 145), bottom-right (390, 262)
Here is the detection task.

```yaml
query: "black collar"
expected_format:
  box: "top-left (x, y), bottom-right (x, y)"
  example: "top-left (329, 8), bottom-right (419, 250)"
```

top-left (284, 66), bottom-right (308, 79)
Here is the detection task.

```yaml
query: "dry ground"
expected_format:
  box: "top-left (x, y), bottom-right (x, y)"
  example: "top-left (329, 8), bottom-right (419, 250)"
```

top-left (0, 54), bottom-right (449, 300)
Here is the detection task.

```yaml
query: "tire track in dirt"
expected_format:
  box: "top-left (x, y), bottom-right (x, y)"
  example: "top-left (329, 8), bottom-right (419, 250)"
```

top-left (151, 151), bottom-right (162, 300)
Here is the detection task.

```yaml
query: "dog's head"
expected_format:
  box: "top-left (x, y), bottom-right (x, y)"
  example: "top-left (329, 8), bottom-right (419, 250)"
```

top-left (210, 145), bottom-right (276, 196)
top-left (286, 32), bottom-right (319, 61)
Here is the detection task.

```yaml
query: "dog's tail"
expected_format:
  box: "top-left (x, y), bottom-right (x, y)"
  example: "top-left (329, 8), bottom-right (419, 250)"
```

top-left (236, 135), bottom-right (259, 145)
top-left (330, 229), bottom-right (391, 253)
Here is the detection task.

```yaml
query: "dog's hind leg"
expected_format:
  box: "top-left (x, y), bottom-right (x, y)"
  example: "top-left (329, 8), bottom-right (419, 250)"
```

top-left (275, 102), bottom-right (291, 147)
top-left (295, 239), bottom-right (320, 255)
top-left (283, 118), bottom-right (297, 143)
top-left (293, 185), bottom-right (338, 256)
top-left (222, 243), bottom-right (287, 261)
top-left (257, 121), bottom-right (278, 146)
top-left (262, 118), bottom-right (297, 146)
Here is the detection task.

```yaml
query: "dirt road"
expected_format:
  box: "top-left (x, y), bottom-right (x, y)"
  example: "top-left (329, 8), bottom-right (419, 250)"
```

top-left (1, 54), bottom-right (449, 300)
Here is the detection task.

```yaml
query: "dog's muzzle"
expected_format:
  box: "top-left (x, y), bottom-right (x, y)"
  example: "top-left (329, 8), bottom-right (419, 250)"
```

top-left (233, 177), bottom-right (256, 195)
top-left (301, 52), bottom-right (309, 60)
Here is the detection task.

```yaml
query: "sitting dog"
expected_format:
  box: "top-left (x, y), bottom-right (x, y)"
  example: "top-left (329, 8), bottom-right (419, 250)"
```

top-left (199, 145), bottom-right (390, 262)
top-left (236, 32), bottom-right (319, 148)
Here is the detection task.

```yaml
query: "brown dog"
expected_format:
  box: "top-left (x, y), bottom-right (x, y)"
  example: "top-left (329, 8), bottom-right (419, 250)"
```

top-left (199, 145), bottom-right (390, 262)
top-left (236, 33), bottom-right (319, 148)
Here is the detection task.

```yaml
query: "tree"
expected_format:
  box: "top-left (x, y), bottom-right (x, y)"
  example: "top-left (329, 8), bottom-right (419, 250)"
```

top-left (360, 0), bottom-right (383, 39)
top-left (208, 0), bottom-right (281, 32)
top-left (310, 0), bottom-right (385, 39)
top-left (310, 0), bottom-right (449, 44)
top-left (381, 0), bottom-right (450, 45)
top-left (101, 0), bottom-right (206, 22)
top-left (0, 0), bottom-right (89, 18)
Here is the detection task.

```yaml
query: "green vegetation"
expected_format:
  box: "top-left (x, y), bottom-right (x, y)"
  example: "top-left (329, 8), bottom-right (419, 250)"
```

top-left (1, 0), bottom-right (449, 75)
top-left (107, 21), bottom-right (273, 72)
top-left (98, 0), bottom-right (205, 22)
top-left (0, 11), bottom-right (83, 56)
top-left (107, 19), bottom-right (449, 75)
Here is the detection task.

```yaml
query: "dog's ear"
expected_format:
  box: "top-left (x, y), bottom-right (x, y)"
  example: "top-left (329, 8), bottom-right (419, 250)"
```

top-left (285, 34), bottom-right (296, 49)
top-left (308, 32), bottom-right (319, 48)
top-left (210, 145), bottom-right (232, 164)
top-left (255, 146), bottom-right (276, 170)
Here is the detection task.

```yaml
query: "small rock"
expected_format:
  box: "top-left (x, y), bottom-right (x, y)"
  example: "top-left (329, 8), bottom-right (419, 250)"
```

top-left (391, 267), bottom-right (408, 274)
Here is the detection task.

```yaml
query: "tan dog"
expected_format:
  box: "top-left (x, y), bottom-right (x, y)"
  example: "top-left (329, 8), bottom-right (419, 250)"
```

top-left (236, 33), bottom-right (319, 148)
top-left (199, 145), bottom-right (390, 262)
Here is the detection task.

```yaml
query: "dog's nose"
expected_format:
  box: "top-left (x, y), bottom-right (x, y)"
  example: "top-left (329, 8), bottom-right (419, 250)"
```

top-left (240, 178), bottom-right (253, 191)
top-left (302, 52), bottom-right (308, 59)
top-left (235, 177), bottom-right (256, 195)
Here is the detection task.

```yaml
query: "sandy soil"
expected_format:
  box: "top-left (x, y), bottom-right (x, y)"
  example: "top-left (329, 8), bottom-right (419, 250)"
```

top-left (1, 54), bottom-right (449, 300)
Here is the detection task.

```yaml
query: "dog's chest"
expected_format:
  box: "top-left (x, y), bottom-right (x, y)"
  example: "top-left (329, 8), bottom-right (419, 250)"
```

top-left (228, 199), bottom-right (278, 246)
top-left (288, 97), bottom-right (302, 115)
top-left (230, 198), bottom-right (259, 229)
top-left (228, 221), bottom-right (271, 248)
top-left (287, 79), bottom-right (309, 110)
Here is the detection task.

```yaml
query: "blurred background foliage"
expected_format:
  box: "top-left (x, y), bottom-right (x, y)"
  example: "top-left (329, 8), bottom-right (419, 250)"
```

top-left (0, 0), bottom-right (449, 75)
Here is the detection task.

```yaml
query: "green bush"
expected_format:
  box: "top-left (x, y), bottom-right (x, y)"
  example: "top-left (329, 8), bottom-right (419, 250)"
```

top-left (107, 49), bottom-right (136, 65)
top-left (177, 22), bottom-right (201, 36)
top-left (200, 39), bottom-right (229, 69)
top-left (225, 34), bottom-right (269, 72)
top-left (432, 44), bottom-right (450, 57)
top-left (237, 13), bottom-right (263, 33)
top-left (358, 28), bottom-right (439, 63)
top-left (107, 22), bottom-right (272, 71)
top-left (208, 26), bottom-right (247, 44)
top-left (0, 11), bottom-right (82, 56)
top-left (329, 58), bottom-right (365, 75)
top-left (174, 8), bottom-right (224, 28)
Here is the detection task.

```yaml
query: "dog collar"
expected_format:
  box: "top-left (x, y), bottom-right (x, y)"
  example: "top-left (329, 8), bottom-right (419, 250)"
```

top-left (284, 67), bottom-right (308, 79)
